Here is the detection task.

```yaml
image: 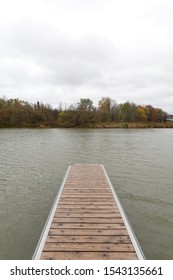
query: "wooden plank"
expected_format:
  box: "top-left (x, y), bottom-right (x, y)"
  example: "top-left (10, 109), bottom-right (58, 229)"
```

top-left (58, 201), bottom-right (115, 205)
top-left (50, 223), bottom-right (125, 229)
top-left (55, 210), bottom-right (120, 214)
top-left (40, 251), bottom-right (137, 260)
top-left (46, 235), bottom-right (131, 243)
top-left (62, 190), bottom-right (111, 194)
top-left (63, 189), bottom-right (111, 192)
top-left (54, 212), bottom-right (121, 218)
top-left (64, 185), bottom-right (109, 189)
top-left (49, 229), bottom-right (129, 236)
top-left (61, 193), bottom-right (112, 200)
top-left (59, 198), bottom-right (115, 202)
top-left (64, 187), bottom-right (109, 189)
top-left (52, 217), bottom-right (123, 223)
top-left (55, 209), bottom-right (120, 214)
top-left (57, 205), bottom-right (117, 209)
top-left (43, 243), bottom-right (135, 252)
top-left (60, 195), bottom-right (114, 199)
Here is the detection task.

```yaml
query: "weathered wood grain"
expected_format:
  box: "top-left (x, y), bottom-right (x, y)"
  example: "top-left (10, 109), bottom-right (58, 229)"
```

top-left (46, 235), bottom-right (131, 243)
top-left (39, 164), bottom-right (138, 260)
top-left (40, 251), bottom-right (137, 260)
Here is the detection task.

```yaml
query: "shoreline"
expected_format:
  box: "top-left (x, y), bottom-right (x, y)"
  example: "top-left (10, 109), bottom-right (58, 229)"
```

top-left (1, 122), bottom-right (173, 129)
top-left (91, 122), bottom-right (173, 129)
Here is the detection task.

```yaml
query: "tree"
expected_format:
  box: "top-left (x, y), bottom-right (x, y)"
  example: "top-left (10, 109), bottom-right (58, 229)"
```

top-left (0, 96), bottom-right (170, 127)
top-left (155, 108), bottom-right (167, 122)
top-left (97, 97), bottom-right (112, 122)
top-left (110, 100), bottom-right (118, 121)
top-left (77, 98), bottom-right (94, 112)
top-left (146, 105), bottom-right (158, 122)
top-left (118, 102), bottom-right (137, 122)
top-left (136, 106), bottom-right (148, 122)
top-left (76, 98), bottom-right (95, 125)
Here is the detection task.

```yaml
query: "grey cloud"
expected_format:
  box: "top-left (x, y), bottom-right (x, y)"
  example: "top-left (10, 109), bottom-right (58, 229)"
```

top-left (0, 1), bottom-right (173, 113)
top-left (1, 21), bottom-right (116, 89)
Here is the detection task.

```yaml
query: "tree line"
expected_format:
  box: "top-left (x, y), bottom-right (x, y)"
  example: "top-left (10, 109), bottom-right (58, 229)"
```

top-left (0, 96), bottom-right (168, 128)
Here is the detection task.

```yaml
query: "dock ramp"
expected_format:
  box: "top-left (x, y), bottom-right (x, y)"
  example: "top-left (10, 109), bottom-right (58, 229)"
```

top-left (33, 164), bottom-right (144, 260)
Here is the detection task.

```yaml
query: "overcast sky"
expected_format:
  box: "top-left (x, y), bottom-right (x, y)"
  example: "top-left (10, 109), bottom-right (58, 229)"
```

top-left (0, 0), bottom-right (173, 112)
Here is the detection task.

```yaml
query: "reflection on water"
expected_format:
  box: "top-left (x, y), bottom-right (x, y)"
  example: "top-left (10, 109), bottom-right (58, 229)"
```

top-left (0, 128), bottom-right (173, 259)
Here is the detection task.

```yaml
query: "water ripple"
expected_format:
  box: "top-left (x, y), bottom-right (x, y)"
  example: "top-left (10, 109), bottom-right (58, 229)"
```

top-left (0, 128), bottom-right (173, 259)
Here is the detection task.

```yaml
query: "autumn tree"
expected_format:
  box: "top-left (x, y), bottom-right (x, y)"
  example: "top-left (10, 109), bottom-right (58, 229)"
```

top-left (136, 106), bottom-right (148, 122)
top-left (145, 105), bottom-right (160, 122)
top-left (97, 97), bottom-right (117, 122)
top-left (155, 108), bottom-right (167, 122)
top-left (0, 96), bottom-right (169, 127)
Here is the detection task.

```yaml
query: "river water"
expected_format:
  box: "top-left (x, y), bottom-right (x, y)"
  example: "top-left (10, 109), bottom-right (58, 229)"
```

top-left (0, 128), bottom-right (173, 259)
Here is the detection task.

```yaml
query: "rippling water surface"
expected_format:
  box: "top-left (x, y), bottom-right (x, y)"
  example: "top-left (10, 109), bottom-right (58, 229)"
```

top-left (0, 128), bottom-right (173, 259)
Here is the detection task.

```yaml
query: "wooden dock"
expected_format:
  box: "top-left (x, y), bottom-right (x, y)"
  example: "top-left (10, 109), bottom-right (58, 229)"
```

top-left (33, 164), bottom-right (144, 260)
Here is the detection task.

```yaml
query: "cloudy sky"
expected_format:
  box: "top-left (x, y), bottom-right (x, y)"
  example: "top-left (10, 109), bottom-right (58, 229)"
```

top-left (0, 0), bottom-right (173, 112)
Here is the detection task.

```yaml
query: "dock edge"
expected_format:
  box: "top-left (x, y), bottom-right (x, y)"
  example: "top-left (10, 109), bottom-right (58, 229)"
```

top-left (101, 164), bottom-right (145, 260)
top-left (32, 164), bottom-right (72, 260)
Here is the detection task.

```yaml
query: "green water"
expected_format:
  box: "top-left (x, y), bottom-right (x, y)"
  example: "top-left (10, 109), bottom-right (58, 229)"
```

top-left (0, 128), bottom-right (173, 259)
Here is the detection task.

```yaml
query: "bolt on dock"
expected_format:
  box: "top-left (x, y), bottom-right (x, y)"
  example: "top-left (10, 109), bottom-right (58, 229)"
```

top-left (33, 164), bottom-right (144, 260)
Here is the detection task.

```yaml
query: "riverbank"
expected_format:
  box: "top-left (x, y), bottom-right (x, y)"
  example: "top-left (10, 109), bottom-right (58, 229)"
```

top-left (79, 121), bottom-right (173, 129)
top-left (1, 121), bottom-right (173, 129)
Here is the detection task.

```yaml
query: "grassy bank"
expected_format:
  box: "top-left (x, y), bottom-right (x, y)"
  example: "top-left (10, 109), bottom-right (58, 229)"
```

top-left (1, 121), bottom-right (173, 129)
top-left (80, 122), bottom-right (173, 129)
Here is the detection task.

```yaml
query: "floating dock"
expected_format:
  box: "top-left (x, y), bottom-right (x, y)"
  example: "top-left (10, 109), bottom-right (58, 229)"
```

top-left (33, 164), bottom-right (144, 260)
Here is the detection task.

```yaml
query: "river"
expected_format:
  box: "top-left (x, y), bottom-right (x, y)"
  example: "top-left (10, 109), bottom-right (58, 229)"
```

top-left (0, 128), bottom-right (173, 259)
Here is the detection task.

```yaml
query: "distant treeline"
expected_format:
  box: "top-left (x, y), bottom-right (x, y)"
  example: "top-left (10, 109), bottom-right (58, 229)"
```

top-left (0, 97), bottom-right (169, 128)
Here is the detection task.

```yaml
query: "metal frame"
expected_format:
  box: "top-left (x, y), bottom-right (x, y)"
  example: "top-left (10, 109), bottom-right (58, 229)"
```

top-left (101, 164), bottom-right (145, 260)
top-left (32, 164), bottom-right (72, 259)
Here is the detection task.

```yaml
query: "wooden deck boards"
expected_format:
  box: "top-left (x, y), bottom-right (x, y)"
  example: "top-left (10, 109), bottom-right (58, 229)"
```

top-left (34, 164), bottom-right (144, 260)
